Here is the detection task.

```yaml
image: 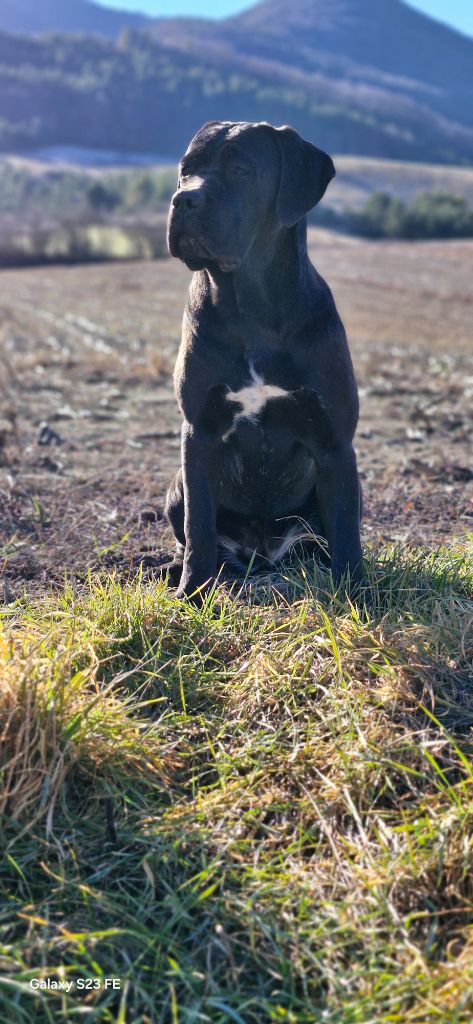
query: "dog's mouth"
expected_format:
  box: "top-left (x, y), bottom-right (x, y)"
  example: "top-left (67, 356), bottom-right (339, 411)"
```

top-left (172, 234), bottom-right (212, 271)
top-left (218, 256), bottom-right (241, 273)
top-left (178, 235), bottom-right (211, 261)
top-left (175, 234), bottom-right (240, 273)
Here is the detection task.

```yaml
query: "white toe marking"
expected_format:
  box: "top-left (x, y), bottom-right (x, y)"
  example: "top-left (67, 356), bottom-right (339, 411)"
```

top-left (267, 523), bottom-right (307, 563)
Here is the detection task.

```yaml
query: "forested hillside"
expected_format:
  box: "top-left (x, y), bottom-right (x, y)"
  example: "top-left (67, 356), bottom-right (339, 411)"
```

top-left (0, 0), bottom-right (472, 163)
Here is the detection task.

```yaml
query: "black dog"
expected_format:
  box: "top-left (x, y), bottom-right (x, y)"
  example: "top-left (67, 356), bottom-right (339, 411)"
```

top-left (162, 119), bottom-right (363, 599)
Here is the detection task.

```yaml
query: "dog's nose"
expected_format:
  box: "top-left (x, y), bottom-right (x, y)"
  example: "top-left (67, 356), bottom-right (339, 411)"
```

top-left (172, 189), bottom-right (204, 211)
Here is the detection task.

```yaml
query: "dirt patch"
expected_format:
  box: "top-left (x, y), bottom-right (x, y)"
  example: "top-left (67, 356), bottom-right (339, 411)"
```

top-left (1, 231), bottom-right (472, 596)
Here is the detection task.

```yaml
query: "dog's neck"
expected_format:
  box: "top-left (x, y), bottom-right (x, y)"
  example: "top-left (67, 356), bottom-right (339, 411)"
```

top-left (202, 219), bottom-right (312, 331)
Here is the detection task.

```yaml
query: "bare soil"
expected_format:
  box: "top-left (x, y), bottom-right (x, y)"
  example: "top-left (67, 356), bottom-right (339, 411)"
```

top-left (1, 229), bottom-right (472, 597)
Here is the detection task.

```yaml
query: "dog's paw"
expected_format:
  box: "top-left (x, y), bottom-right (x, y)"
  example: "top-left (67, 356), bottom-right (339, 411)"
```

top-left (175, 583), bottom-right (207, 605)
top-left (134, 553), bottom-right (184, 586)
top-left (175, 571), bottom-right (218, 606)
top-left (133, 551), bottom-right (167, 569)
top-left (331, 563), bottom-right (367, 601)
top-left (156, 560), bottom-right (185, 587)
top-left (176, 585), bottom-right (221, 617)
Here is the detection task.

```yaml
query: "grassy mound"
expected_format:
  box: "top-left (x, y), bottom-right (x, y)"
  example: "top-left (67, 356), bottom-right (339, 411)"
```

top-left (1, 544), bottom-right (472, 1022)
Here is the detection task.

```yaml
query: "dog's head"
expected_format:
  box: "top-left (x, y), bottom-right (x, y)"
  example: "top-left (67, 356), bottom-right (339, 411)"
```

top-left (167, 120), bottom-right (335, 273)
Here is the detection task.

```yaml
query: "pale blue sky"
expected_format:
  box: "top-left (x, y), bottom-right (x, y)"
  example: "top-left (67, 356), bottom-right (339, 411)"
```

top-left (98, 0), bottom-right (473, 37)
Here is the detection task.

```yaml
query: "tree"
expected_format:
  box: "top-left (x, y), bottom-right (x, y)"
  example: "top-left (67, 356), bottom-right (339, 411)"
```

top-left (86, 182), bottom-right (119, 213)
top-left (126, 174), bottom-right (156, 209)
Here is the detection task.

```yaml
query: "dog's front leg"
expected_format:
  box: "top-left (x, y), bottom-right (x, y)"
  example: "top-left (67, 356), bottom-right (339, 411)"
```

top-left (176, 422), bottom-right (218, 601)
top-left (315, 444), bottom-right (364, 589)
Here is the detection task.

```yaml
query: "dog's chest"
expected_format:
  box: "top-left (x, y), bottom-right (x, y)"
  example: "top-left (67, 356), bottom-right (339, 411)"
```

top-left (217, 356), bottom-right (317, 516)
top-left (223, 359), bottom-right (291, 439)
top-left (228, 363), bottom-right (287, 415)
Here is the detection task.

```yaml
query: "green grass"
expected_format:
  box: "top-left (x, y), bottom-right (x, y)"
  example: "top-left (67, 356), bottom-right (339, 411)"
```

top-left (1, 543), bottom-right (473, 1023)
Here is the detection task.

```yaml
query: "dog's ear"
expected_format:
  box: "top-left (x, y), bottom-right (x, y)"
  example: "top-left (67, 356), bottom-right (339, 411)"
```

top-left (274, 125), bottom-right (335, 227)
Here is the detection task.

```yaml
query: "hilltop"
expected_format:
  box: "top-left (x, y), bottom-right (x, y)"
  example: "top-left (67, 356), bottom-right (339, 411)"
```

top-left (0, 0), bottom-right (148, 36)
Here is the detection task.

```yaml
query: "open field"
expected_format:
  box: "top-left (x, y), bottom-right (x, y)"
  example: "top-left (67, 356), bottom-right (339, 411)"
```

top-left (1, 228), bottom-right (472, 593)
top-left (1, 230), bottom-right (472, 1022)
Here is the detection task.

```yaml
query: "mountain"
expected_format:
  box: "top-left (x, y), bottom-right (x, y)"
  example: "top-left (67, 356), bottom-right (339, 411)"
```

top-left (152, 0), bottom-right (473, 149)
top-left (227, 0), bottom-right (473, 128)
top-left (0, 0), bottom-right (472, 164)
top-left (0, 0), bottom-right (149, 37)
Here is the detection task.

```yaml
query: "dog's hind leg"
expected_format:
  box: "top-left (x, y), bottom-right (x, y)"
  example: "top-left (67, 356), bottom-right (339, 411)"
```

top-left (150, 469), bottom-right (185, 584)
top-left (137, 471), bottom-right (184, 584)
top-left (165, 469), bottom-right (185, 546)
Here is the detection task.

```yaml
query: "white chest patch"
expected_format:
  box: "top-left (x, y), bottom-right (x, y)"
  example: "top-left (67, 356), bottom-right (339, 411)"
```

top-left (224, 364), bottom-right (287, 439)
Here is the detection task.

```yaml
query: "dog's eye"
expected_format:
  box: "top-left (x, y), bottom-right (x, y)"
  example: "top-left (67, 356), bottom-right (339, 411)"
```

top-left (230, 165), bottom-right (249, 178)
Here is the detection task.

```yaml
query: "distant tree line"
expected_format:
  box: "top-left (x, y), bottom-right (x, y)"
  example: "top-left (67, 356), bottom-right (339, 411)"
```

top-left (2, 161), bottom-right (473, 268)
top-left (0, 163), bottom-right (175, 266)
top-left (86, 171), bottom-right (176, 213)
top-left (315, 191), bottom-right (473, 240)
top-left (0, 163), bottom-right (177, 220)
